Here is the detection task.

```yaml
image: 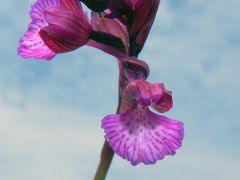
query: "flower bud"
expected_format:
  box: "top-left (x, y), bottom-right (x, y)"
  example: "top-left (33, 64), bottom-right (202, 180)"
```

top-left (130, 0), bottom-right (160, 55)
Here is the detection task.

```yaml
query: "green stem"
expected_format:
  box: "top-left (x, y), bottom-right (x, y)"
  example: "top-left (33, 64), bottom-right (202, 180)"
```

top-left (93, 140), bottom-right (114, 180)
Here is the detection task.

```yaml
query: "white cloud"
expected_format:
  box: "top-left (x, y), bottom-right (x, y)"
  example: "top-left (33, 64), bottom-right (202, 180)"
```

top-left (0, 104), bottom-right (104, 180)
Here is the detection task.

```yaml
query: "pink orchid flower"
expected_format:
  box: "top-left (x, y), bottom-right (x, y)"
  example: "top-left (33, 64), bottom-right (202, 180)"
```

top-left (102, 79), bottom-right (184, 165)
top-left (18, 0), bottom-right (92, 60)
top-left (18, 0), bottom-right (124, 60)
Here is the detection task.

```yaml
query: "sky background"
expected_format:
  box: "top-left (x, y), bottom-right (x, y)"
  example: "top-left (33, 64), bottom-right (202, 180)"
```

top-left (0, 0), bottom-right (240, 179)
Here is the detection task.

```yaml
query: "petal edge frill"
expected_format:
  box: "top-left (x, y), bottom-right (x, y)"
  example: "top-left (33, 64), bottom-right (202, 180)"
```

top-left (102, 107), bottom-right (184, 165)
top-left (18, 0), bottom-right (60, 60)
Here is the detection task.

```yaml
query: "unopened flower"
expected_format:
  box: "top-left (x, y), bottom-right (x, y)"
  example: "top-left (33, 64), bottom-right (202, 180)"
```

top-left (102, 80), bottom-right (184, 165)
top-left (130, 0), bottom-right (161, 55)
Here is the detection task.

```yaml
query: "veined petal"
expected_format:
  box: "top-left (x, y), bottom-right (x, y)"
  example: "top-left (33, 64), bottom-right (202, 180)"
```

top-left (39, 24), bottom-right (86, 53)
top-left (102, 106), bottom-right (184, 165)
top-left (59, 0), bottom-right (84, 15)
top-left (91, 12), bottom-right (129, 54)
top-left (44, 7), bottom-right (91, 34)
top-left (30, 0), bottom-right (60, 21)
top-left (18, 0), bottom-right (90, 59)
top-left (39, 7), bottom-right (91, 53)
top-left (18, 29), bottom-right (56, 60)
top-left (18, 0), bottom-right (60, 60)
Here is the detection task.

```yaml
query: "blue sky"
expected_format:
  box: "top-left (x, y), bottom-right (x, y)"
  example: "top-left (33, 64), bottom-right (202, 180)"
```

top-left (0, 0), bottom-right (240, 179)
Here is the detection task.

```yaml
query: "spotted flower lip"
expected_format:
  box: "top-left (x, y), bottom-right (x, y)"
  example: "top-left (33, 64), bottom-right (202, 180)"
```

top-left (102, 80), bottom-right (184, 165)
top-left (17, 0), bottom-right (92, 60)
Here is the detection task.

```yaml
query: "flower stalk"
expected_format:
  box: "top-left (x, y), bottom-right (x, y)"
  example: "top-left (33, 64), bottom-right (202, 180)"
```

top-left (93, 140), bottom-right (114, 180)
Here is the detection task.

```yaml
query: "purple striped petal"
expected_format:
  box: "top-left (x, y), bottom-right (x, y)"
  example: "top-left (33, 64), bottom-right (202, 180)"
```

top-left (102, 106), bottom-right (184, 165)
top-left (30, 0), bottom-right (60, 21)
top-left (59, 0), bottom-right (84, 15)
top-left (39, 7), bottom-right (91, 53)
top-left (18, 29), bottom-right (56, 60)
top-left (18, 0), bottom-right (60, 60)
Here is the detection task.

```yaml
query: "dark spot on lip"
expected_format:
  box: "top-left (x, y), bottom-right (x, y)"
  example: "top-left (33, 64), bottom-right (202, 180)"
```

top-left (126, 121), bottom-right (130, 126)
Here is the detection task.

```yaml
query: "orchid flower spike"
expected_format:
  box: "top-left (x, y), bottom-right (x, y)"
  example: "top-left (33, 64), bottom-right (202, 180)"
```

top-left (102, 80), bottom-right (184, 165)
top-left (17, 0), bottom-right (184, 170)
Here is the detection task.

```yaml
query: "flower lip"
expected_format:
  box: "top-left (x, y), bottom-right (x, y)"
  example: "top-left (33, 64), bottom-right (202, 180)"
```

top-left (102, 103), bottom-right (184, 165)
top-left (102, 79), bottom-right (183, 165)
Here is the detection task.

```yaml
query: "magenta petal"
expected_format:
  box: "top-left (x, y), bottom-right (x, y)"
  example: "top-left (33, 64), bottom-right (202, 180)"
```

top-left (18, 0), bottom-right (60, 60)
top-left (18, 29), bottom-right (56, 60)
top-left (39, 7), bottom-right (91, 53)
top-left (30, 0), bottom-right (60, 21)
top-left (44, 7), bottom-right (91, 34)
top-left (125, 80), bottom-right (152, 106)
top-left (120, 80), bottom-right (151, 113)
top-left (150, 83), bottom-right (173, 113)
top-left (59, 0), bottom-right (84, 15)
top-left (91, 12), bottom-right (129, 53)
top-left (39, 25), bottom-right (82, 53)
top-left (102, 107), bottom-right (184, 165)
